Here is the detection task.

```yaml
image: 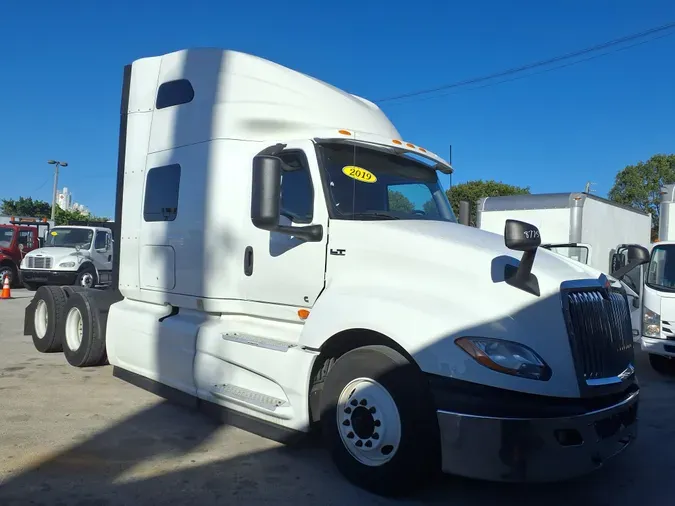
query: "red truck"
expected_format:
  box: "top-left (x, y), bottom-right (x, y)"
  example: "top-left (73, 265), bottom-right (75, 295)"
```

top-left (0, 217), bottom-right (51, 287)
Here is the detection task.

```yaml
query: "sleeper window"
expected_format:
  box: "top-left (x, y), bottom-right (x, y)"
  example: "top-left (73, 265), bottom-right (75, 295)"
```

top-left (143, 164), bottom-right (181, 222)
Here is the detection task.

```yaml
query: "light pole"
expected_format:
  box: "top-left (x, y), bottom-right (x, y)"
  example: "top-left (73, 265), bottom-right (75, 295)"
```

top-left (47, 160), bottom-right (68, 221)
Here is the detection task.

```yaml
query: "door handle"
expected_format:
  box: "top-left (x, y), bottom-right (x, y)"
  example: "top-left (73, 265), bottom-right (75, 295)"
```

top-left (244, 246), bottom-right (254, 276)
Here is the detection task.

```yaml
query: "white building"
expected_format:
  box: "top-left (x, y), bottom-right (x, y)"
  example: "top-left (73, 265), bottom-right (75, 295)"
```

top-left (57, 187), bottom-right (89, 215)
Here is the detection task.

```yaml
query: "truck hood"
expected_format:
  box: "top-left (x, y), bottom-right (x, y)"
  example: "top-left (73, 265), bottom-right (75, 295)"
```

top-left (327, 220), bottom-right (605, 298)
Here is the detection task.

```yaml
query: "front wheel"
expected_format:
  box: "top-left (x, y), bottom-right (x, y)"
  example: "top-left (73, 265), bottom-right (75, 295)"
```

top-left (75, 265), bottom-right (97, 289)
top-left (319, 345), bottom-right (440, 497)
top-left (649, 353), bottom-right (675, 376)
top-left (0, 265), bottom-right (15, 287)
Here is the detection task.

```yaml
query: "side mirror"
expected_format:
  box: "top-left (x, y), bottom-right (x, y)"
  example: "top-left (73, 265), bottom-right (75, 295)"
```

top-left (250, 155), bottom-right (323, 242)
top-left (626, 244), bottom-right (650, 264)
top-left (38, 238), bottom-right (44, 248)
top-left (18, 244), bottom-right (24, 251)
top-left (611, 252), bottom-right (625, 273)
top-left (503, 219), bottom-right (541, 297)
top-left (504, 219), bottom-right (541, 251)
top-left (611, 244), bottom-right (650, 279)
top-left (251, 155), bottom-right (283, 231)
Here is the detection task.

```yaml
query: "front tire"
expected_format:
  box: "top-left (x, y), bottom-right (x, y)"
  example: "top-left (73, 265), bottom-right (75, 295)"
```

top-left (75, 265), bottom-right (97, 289)
top-left (649, 353), bottom-right (675, 375)
top-left (319, 345), bottom-right (440, 497)
top-left (0, 265), bottom-right (15, 288)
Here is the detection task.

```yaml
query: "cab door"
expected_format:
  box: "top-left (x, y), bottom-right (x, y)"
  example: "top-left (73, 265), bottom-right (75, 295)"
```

top-left (91, 229), bottom-right (114, 283)
top-left (244, 140), bottom-right (329, 314)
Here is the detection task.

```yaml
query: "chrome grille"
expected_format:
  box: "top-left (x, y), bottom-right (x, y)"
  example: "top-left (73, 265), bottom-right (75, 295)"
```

top-left (563, 289), bottom-right (634, 381)
top-left (27, 256), bottom-right (52, 269)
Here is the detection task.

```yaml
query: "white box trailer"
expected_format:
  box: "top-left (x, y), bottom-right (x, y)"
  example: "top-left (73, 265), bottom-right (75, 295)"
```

top-left (476, 192), bottom-right (652, 273)
top-left (21, 48), bottom-right (648, 496)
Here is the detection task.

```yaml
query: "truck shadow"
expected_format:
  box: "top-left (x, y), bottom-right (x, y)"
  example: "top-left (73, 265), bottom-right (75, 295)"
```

top-left (0, 369), bottom-right (670, 506)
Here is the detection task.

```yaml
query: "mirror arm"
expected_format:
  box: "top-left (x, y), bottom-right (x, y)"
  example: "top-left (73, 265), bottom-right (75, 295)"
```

top-left (611, 259), bottom-right (648, 280)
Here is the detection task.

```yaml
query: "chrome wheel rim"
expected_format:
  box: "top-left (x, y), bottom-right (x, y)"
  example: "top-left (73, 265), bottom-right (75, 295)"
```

top-left (336, 377), bottom-right (401, 467)
top-left (34, 300), bottom-right (48, 339)
top-left (65, 307), bottom-right (84, 351)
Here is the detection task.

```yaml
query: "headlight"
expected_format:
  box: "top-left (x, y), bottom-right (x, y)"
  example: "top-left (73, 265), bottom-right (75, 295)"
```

top-left (643, 307), bottom-right (661, 338)
top-left (455, 337), bottom-right (552, 381)
top-left (59, 262), bottom-right (76, 268)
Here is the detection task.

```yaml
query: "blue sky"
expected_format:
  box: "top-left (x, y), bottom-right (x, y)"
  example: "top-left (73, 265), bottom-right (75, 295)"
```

top-left (1, 0), bottom-right (674, 218)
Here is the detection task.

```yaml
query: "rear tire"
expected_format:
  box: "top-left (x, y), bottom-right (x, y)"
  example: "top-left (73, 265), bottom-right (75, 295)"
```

top-left (60, 292), bottom-right (107, 367)
top-left (319, 345), bottom-right (440, 497)
top-left (31, 286), bottom-right (67, 353)
top-left (649, 353), bottom-right (675, 375)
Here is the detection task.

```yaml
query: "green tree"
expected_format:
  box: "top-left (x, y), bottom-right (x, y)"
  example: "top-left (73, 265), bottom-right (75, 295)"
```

top-left (0, 197), bottom-right (51, 218)
top-left (608, 154), bottom-right (675, 238)
top-left (388, 190), bottom-right (414, 213)
top-left (446, 180), bottom-right (530, 226)
top-left (1, 196), bottom-right (109, 225)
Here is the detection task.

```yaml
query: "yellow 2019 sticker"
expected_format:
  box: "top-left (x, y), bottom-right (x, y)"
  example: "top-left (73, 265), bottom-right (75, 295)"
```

top-left (342, 166), bottom-right (377, 183)
top-left (50, 231), bottom-right (58, 236)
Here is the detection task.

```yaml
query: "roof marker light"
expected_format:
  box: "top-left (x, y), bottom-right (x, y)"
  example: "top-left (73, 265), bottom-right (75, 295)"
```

top-left (338, 129), bottom-right (352, 136)
top-left (392, 139), bottom-right (403, 145)
top-left (406, 143), bottom-right (415, 148)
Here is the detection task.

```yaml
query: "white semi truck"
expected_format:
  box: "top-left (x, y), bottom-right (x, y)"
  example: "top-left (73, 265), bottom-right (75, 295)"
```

top-left (23, 49), bottom-right (647, 496)
top-left (641, 184), bottom-right (675, 375)
top-left (476, 193), bottom-right (652, 340)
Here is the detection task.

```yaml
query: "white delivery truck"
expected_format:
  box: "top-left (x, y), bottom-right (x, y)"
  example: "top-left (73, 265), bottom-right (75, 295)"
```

top-left (19, 223), bottom-right (114, 290)
top-left (476, 192), bottom-right (652, 340)
top-left (641, 184), bottom-right (675, 375)
top-left (22, 49), bottom-right (647, 496)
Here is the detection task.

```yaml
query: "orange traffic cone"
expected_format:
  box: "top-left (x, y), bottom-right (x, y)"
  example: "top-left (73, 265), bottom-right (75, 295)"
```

top-left (0, 275), bottom-right (11, 300)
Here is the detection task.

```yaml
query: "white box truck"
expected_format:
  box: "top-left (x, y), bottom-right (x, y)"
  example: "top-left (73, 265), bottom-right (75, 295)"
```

top-left (19, 223), bottom-right (115, 291)
top-left (22, 49), bottom-right (647, 496)
top-left (476, 193), bottom-right (652, 340)
top-left (641, 184), bottom-right (675, 375)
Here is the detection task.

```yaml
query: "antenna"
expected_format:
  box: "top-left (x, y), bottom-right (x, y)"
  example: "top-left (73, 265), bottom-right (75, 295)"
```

top-left (584, 181), bottom-right (596, 194)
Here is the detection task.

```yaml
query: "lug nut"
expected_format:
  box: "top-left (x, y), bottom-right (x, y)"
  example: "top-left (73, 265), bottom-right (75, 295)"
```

top-left (350, 399), bottom-right (358, 407)
top-left (372, 433), bottom-right (380, 440)
top-left (347, 432), bottom-right (354, 439)
top-left (365, 440), bottom-right (373, 448)
top-left (344, 407), bottom-right (352, 414)
top-left (360, 399), bottom-right (367, 406)
top-left (369, 407), bottom-right (376, 413)
top-left (355, 440), bottom-right (363, 447)
top-left (342, 420), bottom-right (350, 426)
top-left (374, 420), bottom-right (381, 427)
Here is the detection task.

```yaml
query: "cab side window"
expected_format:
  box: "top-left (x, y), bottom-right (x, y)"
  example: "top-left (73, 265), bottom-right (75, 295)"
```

top-left (279, 151), bottom-right (314, 224)
top-left (95, 231), bottom-right (108, 250)
top-left (18, 230), bottom-right (33, 248)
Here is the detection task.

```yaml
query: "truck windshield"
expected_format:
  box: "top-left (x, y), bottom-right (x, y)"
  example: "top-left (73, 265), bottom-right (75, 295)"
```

top-left (0, 228), bottom-right (14, 248)
top-left (317, 142), bottom-right (456, 222)
top-left (46, 228), bottom-right (93, 249)
top-left (647, 244), bottom-right (675, 292)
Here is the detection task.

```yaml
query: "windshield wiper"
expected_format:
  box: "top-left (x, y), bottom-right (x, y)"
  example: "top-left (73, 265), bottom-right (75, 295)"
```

top-left (349, 212), bottom-right (400, 220)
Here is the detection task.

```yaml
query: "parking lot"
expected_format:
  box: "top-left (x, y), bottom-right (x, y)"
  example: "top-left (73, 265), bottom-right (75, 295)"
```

top-left (0, 289), bottom-right (673, 505)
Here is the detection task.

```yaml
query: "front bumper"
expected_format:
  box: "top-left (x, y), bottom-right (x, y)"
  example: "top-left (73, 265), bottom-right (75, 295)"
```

top-left (20, 269), bottom-right (78, 286)
top-left (429, 377), bottom-right (638, 482)
top-left (641, 336), bottom-right (675, 357)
